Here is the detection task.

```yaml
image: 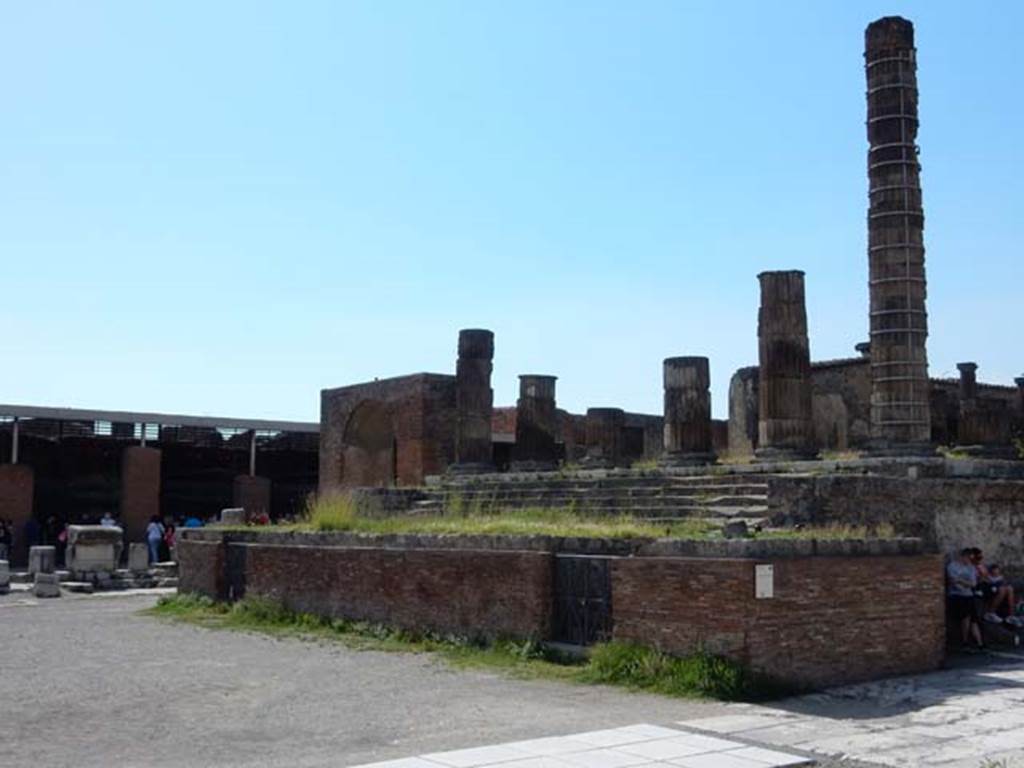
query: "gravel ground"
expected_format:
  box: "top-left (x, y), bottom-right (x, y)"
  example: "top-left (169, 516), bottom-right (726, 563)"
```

top-left (0, 592), bottom-right (869, 768)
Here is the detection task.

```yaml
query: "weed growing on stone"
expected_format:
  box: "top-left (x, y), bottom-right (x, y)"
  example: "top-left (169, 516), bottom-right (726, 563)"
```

top-left (304, 496), bottom-right (717, 539)
top-left (148, 595), bottom-right (772, 701)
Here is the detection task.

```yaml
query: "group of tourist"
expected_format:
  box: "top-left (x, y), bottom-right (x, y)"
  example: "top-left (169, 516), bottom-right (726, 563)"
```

top-left (0, 518), bottom-right (14, 561)
top-left (947, 547), bottom-right (1023, 651)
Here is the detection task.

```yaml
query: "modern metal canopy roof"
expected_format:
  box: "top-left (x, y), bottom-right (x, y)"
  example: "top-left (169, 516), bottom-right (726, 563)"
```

top-left (0, 403), bottom-right (319, 434)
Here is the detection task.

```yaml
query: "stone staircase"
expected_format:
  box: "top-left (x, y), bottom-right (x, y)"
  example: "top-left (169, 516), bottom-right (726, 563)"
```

top-left (411, 472), bottom-right (774, 528)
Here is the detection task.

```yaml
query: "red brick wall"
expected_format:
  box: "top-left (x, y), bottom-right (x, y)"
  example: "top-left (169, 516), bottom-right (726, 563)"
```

top-left (612, 554), bottom-right (945, 689)
top-left (177, 539), bottom-right (225, 598)
top-left (242, 544), bottom-right (553, 639)
top-left (233, 475), bottom-right (271, 519)
top-left (121, 446), bottom-right (161, 542)
top-left (0, 464), bottom-right (34, 565)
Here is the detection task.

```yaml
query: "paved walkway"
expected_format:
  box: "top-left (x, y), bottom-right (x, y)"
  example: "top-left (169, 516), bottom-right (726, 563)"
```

top-left (352, 725), bottom-right (812, 768)
top-left (681, 654), bottom-right (1024, 767)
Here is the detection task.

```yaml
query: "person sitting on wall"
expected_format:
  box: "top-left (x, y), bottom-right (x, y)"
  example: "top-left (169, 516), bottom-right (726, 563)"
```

top-left (947, 548), bottom-right (984, 651)
top-left (971, 549), bottom-right (1022, 627)
top-left (100, 511), bottom-right (118, 528)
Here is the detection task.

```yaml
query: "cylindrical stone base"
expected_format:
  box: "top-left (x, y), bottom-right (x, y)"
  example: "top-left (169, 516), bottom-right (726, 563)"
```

top-left (661, 357), bottom-right (715, 466)
top-left (582, 408), bottom-right (625, 468)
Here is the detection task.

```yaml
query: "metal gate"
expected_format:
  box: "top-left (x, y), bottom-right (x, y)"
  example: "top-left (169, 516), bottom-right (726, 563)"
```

top-left (552, 555), bottom-right (612, 645)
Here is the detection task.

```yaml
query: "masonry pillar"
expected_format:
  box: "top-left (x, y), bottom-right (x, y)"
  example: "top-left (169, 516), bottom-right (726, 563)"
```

top-left (121, 446), bottom-right (161, 543)
top-left (583, 408), bottom-right (625, 468)
top-left (512, 375), bottom-right (559, 470)
top-left (865, 17), bottom-right (932, 452)
top-left (661, 357), bottom-right (715, 466)
top-left (957, 362), bottom-right (978, 403)
top-left (756, 271), bottom-right (814, 460)
top-left (233, 475), bottom-right (272, 520)
top-left (0, 464), bottom-right (34, 566)
top-left (451, 328), bottom-right (495, 472)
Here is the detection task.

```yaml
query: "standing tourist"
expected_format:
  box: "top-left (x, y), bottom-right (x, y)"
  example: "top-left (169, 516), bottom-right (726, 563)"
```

top-left (146, 515), bottom-right (164, 564)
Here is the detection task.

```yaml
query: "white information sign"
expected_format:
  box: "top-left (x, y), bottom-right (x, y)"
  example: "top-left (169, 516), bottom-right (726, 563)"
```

top-left (755, 564), bottom-right (774, 599)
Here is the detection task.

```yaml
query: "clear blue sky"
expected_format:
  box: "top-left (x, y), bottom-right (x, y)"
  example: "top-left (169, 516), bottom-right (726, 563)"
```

top-left (1, 1), bottom-right (1021, 421)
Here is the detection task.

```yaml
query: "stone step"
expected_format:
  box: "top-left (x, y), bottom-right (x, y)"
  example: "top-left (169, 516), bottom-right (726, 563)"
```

top-left (421, 494), bottom-right (767, 510)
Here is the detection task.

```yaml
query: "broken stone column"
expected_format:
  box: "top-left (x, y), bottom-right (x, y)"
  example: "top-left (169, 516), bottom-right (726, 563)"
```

top-left (451, 329), bottom-right (495, 472)
top-left (661, 357), bottom-right (715, 466)
top-left (583, 408), bottom-right (625, 468)
top-left (957, 362), bottom-right (978, 402)
top-left (512, 375), bottom-right (559, 470)
top-left (756, 271), bottom-right (815, 460)
top-left (28, 545), bottom-right (56, 576)
top-left (865, 17), bottom-right (932, 452)
top-left (0, 560), bottom-right (9, 595)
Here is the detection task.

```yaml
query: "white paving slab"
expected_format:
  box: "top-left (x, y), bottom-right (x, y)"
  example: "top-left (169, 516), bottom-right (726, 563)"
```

top-left (348, 725), bottom-right (811, 768)
top-left (680, 658), bottom-right (1024, 767)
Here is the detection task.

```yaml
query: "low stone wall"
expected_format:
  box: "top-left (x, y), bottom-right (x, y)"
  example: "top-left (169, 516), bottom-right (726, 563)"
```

top-left (769, 475), bottom-right (1024, 578)
top-left (179, 530), bottom-right (943, 690)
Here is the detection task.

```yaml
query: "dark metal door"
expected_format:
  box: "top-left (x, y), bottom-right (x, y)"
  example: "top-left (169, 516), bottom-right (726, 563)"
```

top-left (552, 555), bottom-right (612, 645)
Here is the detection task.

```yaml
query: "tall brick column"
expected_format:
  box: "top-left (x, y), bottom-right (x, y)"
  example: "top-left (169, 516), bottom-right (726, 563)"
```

top-left (865, 17), bottom-right (932, 452)
top-left (121, 446), bottom-right (161, 543)
top-left (661, 357), bottom-right (715, 466)
top-left (583, 408), bottom-right (625, 468)
top-left (0, 464), bottom-right (34, 566)
top-left (512, 375), bottom-right (559, 470)
top-left (451, 329), bottom-right (495, 472)
top-left (756, 271), bottom-right (814, 460)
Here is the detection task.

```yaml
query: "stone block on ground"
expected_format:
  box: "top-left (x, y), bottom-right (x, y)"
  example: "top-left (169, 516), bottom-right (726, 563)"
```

top-left (66, 525), bottom-right (123, 577)
top-left (128, 543), bottom-right (149, 573)
top-left (28, 546), bottom-right (56, 576)
top-left (0, 559), bottom-right (9, 595)
top-left (220, 508), bottom-right (246, 525)
top-left (33, 571), bottom-right (61, 598)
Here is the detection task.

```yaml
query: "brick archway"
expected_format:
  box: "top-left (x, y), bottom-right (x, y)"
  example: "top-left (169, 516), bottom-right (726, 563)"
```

top-left (340, 400), bottom-right (396, 487)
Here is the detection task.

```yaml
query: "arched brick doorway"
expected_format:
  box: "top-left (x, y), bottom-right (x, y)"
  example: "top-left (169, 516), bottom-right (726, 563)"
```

top-left (340, 400), bottom-right (396, 487)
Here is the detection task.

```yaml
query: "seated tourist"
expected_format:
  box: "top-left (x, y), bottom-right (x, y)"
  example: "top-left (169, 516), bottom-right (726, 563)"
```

top-left (974, 554), bottom-right (1022, 627)
top-left (947, 548), bottom-right (984, 650)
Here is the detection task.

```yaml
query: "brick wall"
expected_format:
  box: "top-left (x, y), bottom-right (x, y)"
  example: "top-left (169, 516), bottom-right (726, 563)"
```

top-left (121, 446), bottom-right (161, 542)
top-left (612, 553), bottom-right (944, 689)
top-left (233, 475), bottom-right (271, 519)
top-left (320, 374), bottom-right (457, 491)
top-left (242, 543), bottom-right (552, 639)
top-left (177, 538), bottom-right (225, 598)
top-left (0, 464), bottom-right (34, 565)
